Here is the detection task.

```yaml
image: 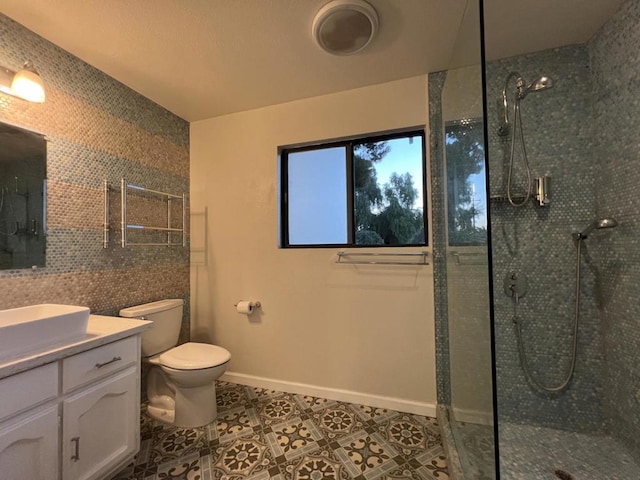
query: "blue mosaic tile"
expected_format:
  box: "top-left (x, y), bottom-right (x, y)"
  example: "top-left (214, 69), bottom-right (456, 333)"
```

top-left (485, 45), bottom-right (605, 432)
top-left (428, 71), bottom-right (451, 407)
top-left (590, 0), bottom-right (640, 458)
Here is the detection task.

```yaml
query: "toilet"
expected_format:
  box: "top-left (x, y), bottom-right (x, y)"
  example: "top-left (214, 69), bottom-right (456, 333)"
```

top-left (119, 298), bottom-right (230, 428)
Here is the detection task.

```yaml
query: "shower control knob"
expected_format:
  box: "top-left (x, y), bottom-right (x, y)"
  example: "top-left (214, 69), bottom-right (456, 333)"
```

top-left (504, 271), bottom-right (527, 301)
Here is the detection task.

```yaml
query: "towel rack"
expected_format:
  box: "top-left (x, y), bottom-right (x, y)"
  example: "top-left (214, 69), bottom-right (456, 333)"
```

top-left (450, 251), bottom-right (487, 266)
top-left (336, 251), bottom-right (429, 266)
top-left (103, 179), bottom-right (110, 248)
top-left (120, 179), bottom-right (186, 247)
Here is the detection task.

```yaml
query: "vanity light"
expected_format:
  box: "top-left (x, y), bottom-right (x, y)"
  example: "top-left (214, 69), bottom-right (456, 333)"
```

top-left (0, 60), bottom-right (46, 103)
top-left (312, 0), bottom-right (379, 56)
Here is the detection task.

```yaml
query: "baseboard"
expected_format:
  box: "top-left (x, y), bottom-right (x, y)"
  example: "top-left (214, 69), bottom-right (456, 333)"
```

top-left (451, 406), bottom-right (493, 425)
top-left (221, 371), bottom-right (437, 418)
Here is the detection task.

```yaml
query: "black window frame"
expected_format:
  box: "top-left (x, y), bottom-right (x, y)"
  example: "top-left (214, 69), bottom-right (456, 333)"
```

top-left (280, 128), bottom-right (428, 248)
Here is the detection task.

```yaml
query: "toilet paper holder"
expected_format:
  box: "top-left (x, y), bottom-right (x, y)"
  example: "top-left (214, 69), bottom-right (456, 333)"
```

top-left (234, 301), bottom-right (261, 308)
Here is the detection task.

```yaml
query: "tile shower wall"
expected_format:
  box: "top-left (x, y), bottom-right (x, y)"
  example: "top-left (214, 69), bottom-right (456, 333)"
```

top-left (428, 71), bottom-right (450, 406)
top-left (486, 46), bottom-right (606, 431)
top-left (0, 15), bottom-right (190, 331)
top-left (590, 0), bottom-right (640, 457)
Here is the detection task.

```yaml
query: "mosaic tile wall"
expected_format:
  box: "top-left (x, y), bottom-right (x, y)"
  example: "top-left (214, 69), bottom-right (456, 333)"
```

top-left (428, 71), bottom-right (450, 406)
top-left (0, 15), bottom-right (190, 332)
top-left (485, 46), bottom-right (606, 431)
top-left (590, 0), bottom-right (640, 457)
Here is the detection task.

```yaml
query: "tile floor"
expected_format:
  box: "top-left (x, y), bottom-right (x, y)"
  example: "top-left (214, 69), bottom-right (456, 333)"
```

top-left (113, 381), bottom-right (450, 480)
top-left (450, 420), bottom-right (494, 480)
top-left (498, 422), bottom-right (640, 479)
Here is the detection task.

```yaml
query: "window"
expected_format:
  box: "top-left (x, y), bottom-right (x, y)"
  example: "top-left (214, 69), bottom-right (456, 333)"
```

top-left (280, 130), bottom-right (427, 247)
top-left (445, 121), bottom-right (487, 245)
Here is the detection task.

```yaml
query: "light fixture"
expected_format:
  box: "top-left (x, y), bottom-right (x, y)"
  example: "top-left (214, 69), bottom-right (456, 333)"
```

top-left (0, 61), bottom-right (46, 103)
top-left (312, 0), bottom-right (379, 56)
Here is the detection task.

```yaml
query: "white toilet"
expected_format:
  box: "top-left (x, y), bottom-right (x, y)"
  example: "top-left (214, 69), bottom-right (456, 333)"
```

top-left (119, 298), bottom-right (230, 428)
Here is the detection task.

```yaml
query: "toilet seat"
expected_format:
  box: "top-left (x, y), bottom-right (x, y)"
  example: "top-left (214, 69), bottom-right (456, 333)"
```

top-left (157, 342), bottom-right (230, 370)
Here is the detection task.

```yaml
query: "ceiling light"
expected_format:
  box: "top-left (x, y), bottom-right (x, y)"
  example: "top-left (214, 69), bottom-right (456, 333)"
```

top-left (0, 61), bottom-right (45, 103)
top-left (312, 0), bottom-right (379, 56)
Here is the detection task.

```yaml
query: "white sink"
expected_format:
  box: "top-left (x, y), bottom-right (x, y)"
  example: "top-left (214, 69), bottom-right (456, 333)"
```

top-left (0, 304), bottom-right (90, 362)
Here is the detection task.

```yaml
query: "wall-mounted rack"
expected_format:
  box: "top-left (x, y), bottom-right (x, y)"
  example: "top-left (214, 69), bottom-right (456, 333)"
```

top-left (120, 179), bottom-right (186, 247)
top-left (336, 251), bottom-right (429, 266)
top-left (103, 179), bottom-right (109, 248)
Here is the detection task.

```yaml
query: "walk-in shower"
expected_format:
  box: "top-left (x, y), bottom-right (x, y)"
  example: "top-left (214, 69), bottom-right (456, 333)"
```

top-left (432, 1), bottom-right (638, 478)
top-left (497, 72), bottom-right (554, 206)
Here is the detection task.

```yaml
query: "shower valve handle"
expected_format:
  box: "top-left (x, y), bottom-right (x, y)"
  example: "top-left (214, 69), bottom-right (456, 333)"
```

top-left (504, 271), bottom-right (527, 302)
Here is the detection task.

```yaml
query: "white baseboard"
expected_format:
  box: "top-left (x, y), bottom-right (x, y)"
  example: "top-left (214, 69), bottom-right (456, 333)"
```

top-left (221, 371), bottom-right (437, 418)
top-left (451, 406), bottom-right (493, 425)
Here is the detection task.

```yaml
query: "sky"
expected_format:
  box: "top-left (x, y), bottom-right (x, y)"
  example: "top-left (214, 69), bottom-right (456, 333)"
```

top-left (371, 135), bottom-right (424, 210)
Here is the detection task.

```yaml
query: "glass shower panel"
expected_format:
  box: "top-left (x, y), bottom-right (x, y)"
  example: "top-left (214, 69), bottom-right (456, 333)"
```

top-left (441, 67), bottom-right (495, 480)
top-left (433, 0), bottom-right (496, 478)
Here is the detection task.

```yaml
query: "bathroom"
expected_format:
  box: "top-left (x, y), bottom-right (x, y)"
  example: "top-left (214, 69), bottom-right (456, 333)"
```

top-left (0, 0), bottom-right (638, 479)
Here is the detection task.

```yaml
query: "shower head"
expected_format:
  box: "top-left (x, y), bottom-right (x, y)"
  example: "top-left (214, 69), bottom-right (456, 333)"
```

top-left (498, 72), bottom-right (554, 135)
top-left (576, 218), bottom-right (618, 240)
top-left (518, 76), bottom-right (554, 99)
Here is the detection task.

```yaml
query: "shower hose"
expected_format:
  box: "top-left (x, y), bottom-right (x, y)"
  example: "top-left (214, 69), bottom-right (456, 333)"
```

top-left (506, 98), bottom-right (532, 207)
top-left (512, 239), bottom-right (583, 392)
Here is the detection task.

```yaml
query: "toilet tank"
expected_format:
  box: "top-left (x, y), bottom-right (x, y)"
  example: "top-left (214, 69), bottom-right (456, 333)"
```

top-left (119, 299), bottom-right (184, 357)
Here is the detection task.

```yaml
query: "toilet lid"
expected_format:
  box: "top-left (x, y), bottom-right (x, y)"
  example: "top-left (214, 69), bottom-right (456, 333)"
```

top-left (159, 342), bottom-right (231, 370)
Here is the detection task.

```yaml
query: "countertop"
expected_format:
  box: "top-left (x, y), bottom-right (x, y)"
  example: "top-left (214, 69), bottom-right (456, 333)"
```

top-left (0, 314), bottom-right (152, 380)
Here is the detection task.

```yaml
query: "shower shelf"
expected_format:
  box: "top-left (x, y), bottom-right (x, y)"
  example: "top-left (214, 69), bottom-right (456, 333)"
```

top-left (489, 193), bottom-right (527, 203)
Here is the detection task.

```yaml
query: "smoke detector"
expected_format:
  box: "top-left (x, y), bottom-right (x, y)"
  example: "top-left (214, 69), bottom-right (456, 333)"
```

top-left (312, 0), bottom-right (379, 56)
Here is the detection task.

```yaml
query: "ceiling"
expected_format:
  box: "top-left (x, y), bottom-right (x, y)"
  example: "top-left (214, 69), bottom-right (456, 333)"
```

top-left (0, 0), bottom-right (626, 122)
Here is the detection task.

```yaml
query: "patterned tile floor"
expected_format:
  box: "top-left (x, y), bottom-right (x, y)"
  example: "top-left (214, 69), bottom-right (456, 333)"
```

top-left (113, 381), bottom-right (450, 480)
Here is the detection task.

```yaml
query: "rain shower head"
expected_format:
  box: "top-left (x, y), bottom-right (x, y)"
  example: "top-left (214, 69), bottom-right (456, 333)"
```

top-left (518, 75), bottom-right (554, 99)
top-left (576, 218), bottom-right (618, 240)
top-left (498, 72), bottom-right (554, 135)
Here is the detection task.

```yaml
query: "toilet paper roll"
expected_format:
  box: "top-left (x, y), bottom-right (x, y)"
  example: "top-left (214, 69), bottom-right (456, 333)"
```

top-left (236, 301), bottom-right (254, 314)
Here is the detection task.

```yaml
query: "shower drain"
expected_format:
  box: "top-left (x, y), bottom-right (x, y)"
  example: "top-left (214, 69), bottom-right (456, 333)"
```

top-left (554, 469), bottom-right (577, 480)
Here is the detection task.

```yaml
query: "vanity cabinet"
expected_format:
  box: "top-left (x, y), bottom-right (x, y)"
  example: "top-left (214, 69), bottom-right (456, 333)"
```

top-left (0, 405), bottom-right (59, 480)
top-left (63, 368), bottom-right (138, 480)
top-left (0, 334), bottom-right (143, 480)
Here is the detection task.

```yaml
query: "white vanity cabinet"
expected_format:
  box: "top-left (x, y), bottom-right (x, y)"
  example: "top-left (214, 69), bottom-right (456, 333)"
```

top-left (0, 362), bottom-right (59, 480)
top-left (0, 405), bottom-right (59, 480)
top-left (63, 368), bottom-right (138, 480)
top-left (0, 326), bottom-right (147, 480)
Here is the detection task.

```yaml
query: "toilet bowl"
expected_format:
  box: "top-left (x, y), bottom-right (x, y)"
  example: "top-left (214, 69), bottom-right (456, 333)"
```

top-left (119, 299), bottom-right (231, 428)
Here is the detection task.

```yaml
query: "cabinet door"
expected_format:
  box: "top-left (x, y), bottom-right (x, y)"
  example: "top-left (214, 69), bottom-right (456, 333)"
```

top-left (0, 405), bottom-right (59, 480)
top-left (63, 367), bottom-right (138, 480)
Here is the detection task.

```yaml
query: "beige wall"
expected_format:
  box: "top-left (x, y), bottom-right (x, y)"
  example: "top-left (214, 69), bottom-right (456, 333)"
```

top-left (190, 76), bottom-right (436, 407)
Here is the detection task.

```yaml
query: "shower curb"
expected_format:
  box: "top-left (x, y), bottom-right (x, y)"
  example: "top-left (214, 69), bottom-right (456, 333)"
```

top-left (437, 405), bottom-right (464, 480)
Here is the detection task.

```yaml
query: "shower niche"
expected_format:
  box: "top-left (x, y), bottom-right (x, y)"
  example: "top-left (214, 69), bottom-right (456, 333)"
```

top-left (0, 122), bottom-right (47, 270)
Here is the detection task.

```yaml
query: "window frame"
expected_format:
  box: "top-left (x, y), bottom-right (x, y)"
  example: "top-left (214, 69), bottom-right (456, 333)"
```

top-left (280, 128), bottom-right (428, 249)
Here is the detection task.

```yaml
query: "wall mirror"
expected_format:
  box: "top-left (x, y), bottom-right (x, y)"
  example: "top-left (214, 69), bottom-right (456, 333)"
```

top-left (0, 121), bottom-right (46, 270)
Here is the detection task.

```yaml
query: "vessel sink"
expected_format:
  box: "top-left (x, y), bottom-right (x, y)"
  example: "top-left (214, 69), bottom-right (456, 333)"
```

top-left (0, 304), bottom-right (90, 362)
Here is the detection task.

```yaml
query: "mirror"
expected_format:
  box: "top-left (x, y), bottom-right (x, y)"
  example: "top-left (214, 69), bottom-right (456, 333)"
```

top-left (0, 122), bottom-right (46, 270)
